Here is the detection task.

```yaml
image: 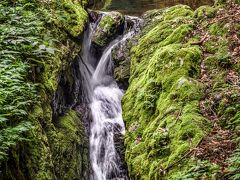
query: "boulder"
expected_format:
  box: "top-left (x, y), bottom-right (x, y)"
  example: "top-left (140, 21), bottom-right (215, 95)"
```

top-left (92, 11), bottom-right (125, 49)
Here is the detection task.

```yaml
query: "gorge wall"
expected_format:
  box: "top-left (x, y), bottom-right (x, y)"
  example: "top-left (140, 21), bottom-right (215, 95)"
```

top-left (0, 0), bottom-right (239, 180)
top-left (0, 0), bottom-right (90, 179)
top-left (122, 1), bottom-right (240, 179)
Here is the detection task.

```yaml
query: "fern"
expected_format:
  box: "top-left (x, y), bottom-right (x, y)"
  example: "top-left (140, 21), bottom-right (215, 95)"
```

top-left (227, 146), bottom-right (240, 180)
top-left (0, 121), bottom-right (32, 161)
top-left (173, 160), bottom-right (220, 179)
top-left (0, 0), bottom-right (56, 161)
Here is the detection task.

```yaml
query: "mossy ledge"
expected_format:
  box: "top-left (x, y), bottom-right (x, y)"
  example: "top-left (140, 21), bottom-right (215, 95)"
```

top-left (123, 2), bottom-right (240, 179)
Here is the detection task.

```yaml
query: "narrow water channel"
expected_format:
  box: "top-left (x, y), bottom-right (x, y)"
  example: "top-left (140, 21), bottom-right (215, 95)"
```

top-left (79, 14), bottom-right (141, 180)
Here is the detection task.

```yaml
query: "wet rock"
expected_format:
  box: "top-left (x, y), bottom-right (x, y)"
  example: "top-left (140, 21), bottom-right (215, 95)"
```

top-left (112, 40), bottom-right (131, 90)
top-left (111, 16), bottom-right (142, 90)
top-left (113, 127), bottom-right (129, 179)
top-left (92, 11), bottom-right (125, 49)
top-left (88, 9), bottom-right (101, 22)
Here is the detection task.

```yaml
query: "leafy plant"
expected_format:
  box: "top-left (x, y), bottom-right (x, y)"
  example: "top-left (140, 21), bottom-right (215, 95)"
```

top-left (226, 146), bottom-right (240, 180)
top-left (172, 159), bottom-right (220, 179)
top-left (0, 0), bottom-right (55, 161)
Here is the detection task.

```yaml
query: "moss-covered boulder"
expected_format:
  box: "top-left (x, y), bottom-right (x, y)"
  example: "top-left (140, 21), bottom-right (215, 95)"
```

top-left (53, 0), bottom-right (88, 37)
top-left (123, 2), bottom-right (240, 179)
top-left (122, 5), bottom-right (208, 179)
top-left (92, 11), bottom-right (124, 49)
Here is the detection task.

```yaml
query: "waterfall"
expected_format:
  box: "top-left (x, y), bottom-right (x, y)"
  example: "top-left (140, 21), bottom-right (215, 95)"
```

top-left (79, 14), bottom-right (142, 180)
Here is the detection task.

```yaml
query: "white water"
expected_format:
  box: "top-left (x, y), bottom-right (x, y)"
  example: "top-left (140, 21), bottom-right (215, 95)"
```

top-left (79, 15), bottom-right (142, 180)
top-left (90, 84), bottom-right (125, 180)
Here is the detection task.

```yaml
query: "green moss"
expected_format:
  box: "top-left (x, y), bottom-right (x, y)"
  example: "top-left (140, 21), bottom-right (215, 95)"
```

top-left (54, 0), bottom-right (88, 37)
top-left (49, 110), bottom-right (88, 179)
top-left (92, 12), bottom-right (124, 48)
top-left (24, 103), bottom-right (89, 179)
top-left (23, 104), bottom-right (54, 180)
top-left (194, 5), bottom-right (217, 19)
top-left (123, 5), bottom-right (211, 179)
top-left (208, 22), bottom-right (229, 36)
top-left (0, 0), bottom-right (89, 178)
top-left (163, 5), bottom-right (193, 21)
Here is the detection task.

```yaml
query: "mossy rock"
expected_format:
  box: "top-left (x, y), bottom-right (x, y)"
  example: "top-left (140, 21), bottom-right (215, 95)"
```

top-left (50, 110), bottom-right (89, 179)
top-left (54, 0), bottom-right (88, 37)
top-left (0, 0), bottom-right (89, 179)
top-left (122, 5), bottom-right (211, 179)
top-left (92, 11), bottom-right (124, 49)
top-left (194, 5), bottom-right (217, 19)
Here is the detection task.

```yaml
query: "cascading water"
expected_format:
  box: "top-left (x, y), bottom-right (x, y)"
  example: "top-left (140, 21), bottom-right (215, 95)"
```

top-left (79, 13), bottom-right (142, 180)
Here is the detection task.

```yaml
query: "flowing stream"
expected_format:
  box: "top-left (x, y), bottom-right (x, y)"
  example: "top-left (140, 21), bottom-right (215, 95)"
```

top-left (79, 14), bottom-right (141, 180)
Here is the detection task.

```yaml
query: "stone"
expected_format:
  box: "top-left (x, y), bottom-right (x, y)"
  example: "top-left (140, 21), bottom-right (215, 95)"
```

top-left (92, 11), bottom-right (125, 49)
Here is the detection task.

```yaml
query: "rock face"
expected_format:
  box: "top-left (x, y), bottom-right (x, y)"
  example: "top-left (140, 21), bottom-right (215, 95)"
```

top-left (0, 0), bottom-right (90, 179)
top-left (112, 16), bottom-right (142, 90)
top-left (92, 11), bottom-right (125, 49)
top-left (123, 1), bottom-right (240, 179)
top-left (112, 41), bottom-right (131, 90)
top-left (90, 11), bottom-right (140, 90)
top-left (123, 5), bottom-right (208, 179)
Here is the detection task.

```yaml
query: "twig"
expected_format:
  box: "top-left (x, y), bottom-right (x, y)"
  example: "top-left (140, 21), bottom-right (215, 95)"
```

top-left (190, 33), bottom-right (208, 45)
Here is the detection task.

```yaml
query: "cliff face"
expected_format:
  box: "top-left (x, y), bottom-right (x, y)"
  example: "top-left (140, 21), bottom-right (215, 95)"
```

top-left (122, 1), bottom-right (240, 179)
top-left (0, 0), bottom-right (90, 179)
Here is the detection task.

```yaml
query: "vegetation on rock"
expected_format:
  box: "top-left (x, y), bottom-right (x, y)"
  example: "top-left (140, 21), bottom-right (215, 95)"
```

top-left (0, 0), bottom-right (89, 179)
top-left (123, 1), bottom-right (240, 179)
top-left (0, 0), bottom-right (239, 179)
top-left (92, 11), bottom-right (124, 49)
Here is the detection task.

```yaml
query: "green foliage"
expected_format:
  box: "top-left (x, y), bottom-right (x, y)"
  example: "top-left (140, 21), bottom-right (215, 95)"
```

top-left (0, 122), bottom-right (32, 161)
top-left (0, 2), bottom-right (43, 161)
top-left (0, 0), bottom-right (89, 178)
top-left (227, 146), bottom-right (240, 180)
top-left (171, 159), bottom-right (220, 179)
top-left (0, 0), bottom-right (89, 179)
top-left (0, 0), bottom-right (63, 161)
